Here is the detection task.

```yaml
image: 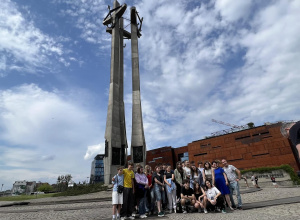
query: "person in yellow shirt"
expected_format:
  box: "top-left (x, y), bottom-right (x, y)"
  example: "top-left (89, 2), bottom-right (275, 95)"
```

top-left (120, 161), bottom-right (135, 220)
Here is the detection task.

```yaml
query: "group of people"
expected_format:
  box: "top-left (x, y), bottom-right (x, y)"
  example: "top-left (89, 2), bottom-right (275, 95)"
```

top-left (111, 159), bottom-right (243, 220)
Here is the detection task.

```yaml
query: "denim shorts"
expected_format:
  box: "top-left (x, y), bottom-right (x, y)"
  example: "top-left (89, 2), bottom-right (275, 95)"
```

top-left (154, 184), bottom-right (162, 201)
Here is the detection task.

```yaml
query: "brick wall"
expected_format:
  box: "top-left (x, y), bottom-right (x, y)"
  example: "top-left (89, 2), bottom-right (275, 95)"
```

top-left (127, 122), bottom-right (299, 173)
top-left (187, 123), bottom-right (298, 171)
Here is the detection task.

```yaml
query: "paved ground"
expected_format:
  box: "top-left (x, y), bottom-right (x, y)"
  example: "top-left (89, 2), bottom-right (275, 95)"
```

top-left (0, 187), bottom-right (300, 220)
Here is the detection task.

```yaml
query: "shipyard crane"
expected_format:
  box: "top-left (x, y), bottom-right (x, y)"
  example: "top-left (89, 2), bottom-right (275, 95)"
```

top-left (211, 119), bottom-right (242, 128)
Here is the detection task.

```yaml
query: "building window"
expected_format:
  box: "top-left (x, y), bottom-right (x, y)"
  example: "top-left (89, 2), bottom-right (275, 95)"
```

top-left (194, 153), bottom-right (208, 157)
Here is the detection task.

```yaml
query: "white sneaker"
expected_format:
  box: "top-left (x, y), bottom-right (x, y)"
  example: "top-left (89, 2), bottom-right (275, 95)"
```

top-left (120, 217), bottom-right (127, 220)
top-left (182, 210), bottom-right (187, 214)
top-left (204, 209), bottom-right (208, 214)
top-left (129, 216), bottom-right (135, 220)
top-left (174, 208), bottom-right (177, 213)
top-left (139, 214), bottom-right (147, 219)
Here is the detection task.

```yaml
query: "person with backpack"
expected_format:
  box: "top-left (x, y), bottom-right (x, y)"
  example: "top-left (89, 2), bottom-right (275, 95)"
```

top-left (112, 166), bottom-right (124, 220)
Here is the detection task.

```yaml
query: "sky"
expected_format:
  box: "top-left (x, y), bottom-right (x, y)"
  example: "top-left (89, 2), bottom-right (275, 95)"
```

top-left (0, 0), bottom-right (299, 190)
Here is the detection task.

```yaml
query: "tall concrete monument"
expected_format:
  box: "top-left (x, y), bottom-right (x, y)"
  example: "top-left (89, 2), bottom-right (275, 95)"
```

top-left (102, 1), bottom-right (146, 184)
top-left (102, 1), bottom-right (128, 184)
top-left (130, 7), bottom-right (147, 167)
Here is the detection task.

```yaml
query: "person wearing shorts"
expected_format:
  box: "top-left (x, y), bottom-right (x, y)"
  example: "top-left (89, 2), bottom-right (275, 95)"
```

top-left (180, 179), bottom-right (195, 213)
top-left (152, 166), bottom-right (165, 217)
top-left (112, 167), bottom-right (124, 220)
top-left (271, 176), bottom-right (278, 188)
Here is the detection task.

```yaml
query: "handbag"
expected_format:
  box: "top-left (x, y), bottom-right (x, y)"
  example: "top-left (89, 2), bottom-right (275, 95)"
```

top-left (116, 175), bottom-right (124, 194)
top-left (117, 185), bottom-right (124, 194)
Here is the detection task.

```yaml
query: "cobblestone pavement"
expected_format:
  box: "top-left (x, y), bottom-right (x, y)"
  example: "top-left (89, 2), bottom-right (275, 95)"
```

top-left (0, 187), bottom-right (299, 220)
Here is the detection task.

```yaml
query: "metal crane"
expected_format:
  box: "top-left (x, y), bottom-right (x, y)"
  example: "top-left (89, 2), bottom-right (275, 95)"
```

top-left (211, 119), bottom-right (242, 128)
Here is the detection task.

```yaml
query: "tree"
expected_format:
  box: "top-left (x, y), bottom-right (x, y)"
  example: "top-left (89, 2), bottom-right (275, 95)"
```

top-left (37, 184), bottom-right (53, 192)
top-left (247, 122), bottom-right (255, 128)
top-left (65, 174), bottom-right (72, 183)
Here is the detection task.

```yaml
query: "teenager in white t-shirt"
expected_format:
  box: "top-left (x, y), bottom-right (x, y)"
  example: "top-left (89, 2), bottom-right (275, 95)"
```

top-left (205, 180), bottom-right (226, 213)
top-left (183, 161), bottom-right (191, 179)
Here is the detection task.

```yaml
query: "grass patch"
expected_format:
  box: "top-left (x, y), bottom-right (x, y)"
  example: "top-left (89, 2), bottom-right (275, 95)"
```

top-left (241, 164), bottom-right (300, 185)
top-left (53, 183), bottom-right (107, 197)
top-left (0, 193), bottom-right (57, 202)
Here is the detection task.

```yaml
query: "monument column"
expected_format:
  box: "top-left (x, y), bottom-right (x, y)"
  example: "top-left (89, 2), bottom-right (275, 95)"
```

top-left (130, 7), bottom-right (146, 167)
top-left (103, 1), bottom-right (127, 184)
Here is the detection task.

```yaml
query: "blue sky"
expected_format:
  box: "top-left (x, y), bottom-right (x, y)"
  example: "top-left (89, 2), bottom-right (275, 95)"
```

top-left (0, 0), bottom-right (299, 190)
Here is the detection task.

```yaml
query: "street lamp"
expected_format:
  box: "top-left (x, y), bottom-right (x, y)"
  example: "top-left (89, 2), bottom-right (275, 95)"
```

top-left (1, 184), bottom-right (3, 197)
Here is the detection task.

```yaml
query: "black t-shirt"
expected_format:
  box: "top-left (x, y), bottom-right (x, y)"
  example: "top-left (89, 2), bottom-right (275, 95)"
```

top-left (165, 170), bottom-right (174, 179)
top-left (290, 121), bottom-right (300, 146)
top-left (159, 169), bottom-right (165, 176)
top-left (181, 187), bottom-right (194, 197)
top-left (194, 188), bottom-right (203, 200)
top-left (152, 172), bottom-right (163, 184)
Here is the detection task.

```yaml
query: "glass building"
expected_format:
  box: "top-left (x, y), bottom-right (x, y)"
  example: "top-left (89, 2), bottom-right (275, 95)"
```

top-left (90, 154), bottom-right (105, 184)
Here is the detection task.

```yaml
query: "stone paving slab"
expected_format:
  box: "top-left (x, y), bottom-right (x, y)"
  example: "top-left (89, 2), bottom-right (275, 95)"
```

top-left (0, 187), bottom-right (261, 208)
top-left (0, 187), bottom-right (299, 220)
top-left (243, 196), bottom-right (300, 210)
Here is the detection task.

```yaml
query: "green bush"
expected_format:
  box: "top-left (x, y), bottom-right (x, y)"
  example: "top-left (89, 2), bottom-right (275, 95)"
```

top-left (53, 183), bottom-right (107, 197)
top-left (37, 183), bottom-right (53, 192)
top-left (241, 164), bottom-right (300, 185)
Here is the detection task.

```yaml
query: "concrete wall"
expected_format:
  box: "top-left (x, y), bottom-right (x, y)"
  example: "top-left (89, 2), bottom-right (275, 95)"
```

top-left (240, 169), bottom-right (294, 187)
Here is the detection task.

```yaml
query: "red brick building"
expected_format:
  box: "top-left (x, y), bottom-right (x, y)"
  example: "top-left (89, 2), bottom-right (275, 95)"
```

top-left (128, 122), bottom-right (300, 172)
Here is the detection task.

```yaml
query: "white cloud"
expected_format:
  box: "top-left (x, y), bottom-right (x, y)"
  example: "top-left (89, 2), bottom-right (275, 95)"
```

top-left (126, 0), bottom-right (300, 149)
top-left (215, 0), bottom-right (253, 22)
top-left (84, 143), bottom-right (104, 160)
top-left (54, 0), bottom-right (108, 45)
top-left (0, 84), bottom-right (104, 189)
top-left (0, 0), bottom-right (68, 74)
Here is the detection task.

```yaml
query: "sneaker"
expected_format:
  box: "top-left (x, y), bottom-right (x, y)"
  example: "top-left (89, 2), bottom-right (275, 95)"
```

top-left (222, 209), bottom-right (226, 214)
top-left (182, 210), bottom-right (187, 214)
top-left (128, 216), bottom-right (135, 220)
top-left (112, 218), bottom-right (116, 220)
top-left (121, 217), bottom-right (127, 220)
top-left (174, 209), bottom-right (177, 213)
top-left (158, 212), bottom-right (164, 217)
top-left (139, 214), bottom-right (147, 219)
top-left (116, 217), bottom-right (120, 220)
top-left (216, 208), bottom-right (221, 212)
top-left (204, 209), bottom-right (208, 214)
